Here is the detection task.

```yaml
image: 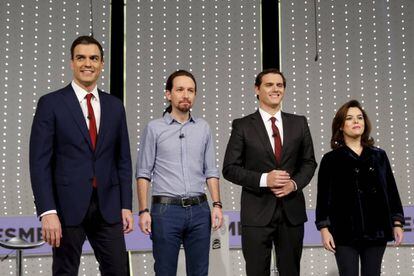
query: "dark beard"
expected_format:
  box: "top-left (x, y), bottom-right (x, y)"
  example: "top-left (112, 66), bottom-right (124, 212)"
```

top-left (177, 105), bottom-right (191, 113)
top-left (177, 102), bottom-right (192, 113)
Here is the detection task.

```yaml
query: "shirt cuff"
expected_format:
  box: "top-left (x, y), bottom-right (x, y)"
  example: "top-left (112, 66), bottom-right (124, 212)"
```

top-left (260, 173), bottom-right (268, 187)
top-left (291, 180), bottom-right (298, 191)
top-left (136, 168), bottom-right (152, 180)
top-left (40, 210), bottom-right (57, 218)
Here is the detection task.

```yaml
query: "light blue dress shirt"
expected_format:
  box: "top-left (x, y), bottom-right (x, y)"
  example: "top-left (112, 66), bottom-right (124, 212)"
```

top-left (136, 112), bottom-right (219, 197)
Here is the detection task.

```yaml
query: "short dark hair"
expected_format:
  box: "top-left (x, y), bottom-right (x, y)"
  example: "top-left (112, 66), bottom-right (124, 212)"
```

top-left (331, 99), bottom-right (374, 149)
top-left (163, 70), bottom-right (197, 115)
top-left (70, 36), bottom-right (104, 61)
top-left (255, 68), bottom-right (286, 88)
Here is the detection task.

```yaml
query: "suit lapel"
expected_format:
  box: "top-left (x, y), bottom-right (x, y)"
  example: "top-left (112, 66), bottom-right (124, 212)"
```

top-left (60, 85), bottom-right (94, 151)
top-left (94, 90), bottom-right (107, 155)
top-left (250, 110), bottom-right (277, 164)
top-left (280, 112), bottom-right (292, 163)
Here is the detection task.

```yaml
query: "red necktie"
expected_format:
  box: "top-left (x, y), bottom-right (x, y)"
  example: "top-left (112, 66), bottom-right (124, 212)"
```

top-left (86, 93), bottom-right (98, 187)
top-left (86, 94), bottom-right (97, 149)
top-left (270, 117), bottom-right (282, 164)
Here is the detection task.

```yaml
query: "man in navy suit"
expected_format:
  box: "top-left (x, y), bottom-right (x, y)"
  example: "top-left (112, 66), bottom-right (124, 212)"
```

top-left (223, 69), bottom-right (317, 276)
top-left (29, 36), bottom-right (133, 276)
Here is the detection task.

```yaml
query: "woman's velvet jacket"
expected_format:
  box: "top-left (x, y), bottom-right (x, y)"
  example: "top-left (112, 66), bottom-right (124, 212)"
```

top-left (315, 146), bottom-right (404, 245)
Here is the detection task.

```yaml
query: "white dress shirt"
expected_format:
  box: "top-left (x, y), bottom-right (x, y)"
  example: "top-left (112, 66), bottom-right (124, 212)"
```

top-left (72, 80), bottom-right (101, 133)
top-left (258, 108), bottom-right (283, 187)
top-left (259, 108), bottom-right (284, 148)
top-left (257, 108), bottom-right (297, 190)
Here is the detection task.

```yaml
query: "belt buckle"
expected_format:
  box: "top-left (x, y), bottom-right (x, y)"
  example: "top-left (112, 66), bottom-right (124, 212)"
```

top-left (181, 197), bottom-right (191, 207)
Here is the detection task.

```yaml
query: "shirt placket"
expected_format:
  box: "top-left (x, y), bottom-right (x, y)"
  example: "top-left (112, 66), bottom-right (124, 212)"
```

top-left (180, 123), bottom-right (190, 196)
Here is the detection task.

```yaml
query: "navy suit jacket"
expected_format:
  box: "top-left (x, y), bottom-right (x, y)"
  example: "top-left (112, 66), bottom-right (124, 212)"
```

top-left (223, 110), bottom-right (317, 226)
top-left (29, 84), bottom-right (132, 226)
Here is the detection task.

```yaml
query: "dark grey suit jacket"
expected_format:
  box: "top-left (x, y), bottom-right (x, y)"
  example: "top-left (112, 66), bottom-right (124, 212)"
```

top-left (223, 110), bottom-right (317, 226)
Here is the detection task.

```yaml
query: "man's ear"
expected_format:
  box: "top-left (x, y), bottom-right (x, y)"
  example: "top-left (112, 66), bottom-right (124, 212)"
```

top-left (165, 90), bottom-right (171, 101)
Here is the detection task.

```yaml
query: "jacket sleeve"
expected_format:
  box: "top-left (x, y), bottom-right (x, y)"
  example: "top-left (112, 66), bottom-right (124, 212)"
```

top-left (290, 116), bottom-right (318, 191)
top-left (117, 104), bottom-right (133, 210)
top-left (315, 154), bottom-right (332, 230)
top-left (382, 151), bottom-right (405, 224)
top-left (29, 96), bottom-right (57, 216)
top-left (222, 119), bottom-right (262, 193)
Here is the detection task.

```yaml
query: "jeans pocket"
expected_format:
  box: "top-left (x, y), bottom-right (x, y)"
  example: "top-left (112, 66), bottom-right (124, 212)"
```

top-left (151, 203), bottom-right (169, 216)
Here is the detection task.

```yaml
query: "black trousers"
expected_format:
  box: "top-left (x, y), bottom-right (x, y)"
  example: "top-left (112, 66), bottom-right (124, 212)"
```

top-left (335, 242), bottom-right (387, 276)
top-left (52, 190), bottom-right (128, 276)
top-left (241, 205), bottom-right (304, 276)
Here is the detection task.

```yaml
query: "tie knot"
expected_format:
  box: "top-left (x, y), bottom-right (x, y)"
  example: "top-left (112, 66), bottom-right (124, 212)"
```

top-left (86, 93), bottom-right (93, 102)
top-left (270, 117), bottom-right (276, 124)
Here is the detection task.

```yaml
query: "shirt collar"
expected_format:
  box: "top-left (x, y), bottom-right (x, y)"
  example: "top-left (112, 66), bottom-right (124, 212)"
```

top-left (258, 107), bottom-right (282, 123)
top-left (71, 80), bottom-right (100, 103)
top-left (163, 112), bottom-right (197, 125)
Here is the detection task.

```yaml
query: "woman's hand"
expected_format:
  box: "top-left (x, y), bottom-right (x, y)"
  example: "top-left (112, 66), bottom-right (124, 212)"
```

top-left (320, 228), bottom-right (336, 253)
top-left (393, 222), bottom-right (404, 246)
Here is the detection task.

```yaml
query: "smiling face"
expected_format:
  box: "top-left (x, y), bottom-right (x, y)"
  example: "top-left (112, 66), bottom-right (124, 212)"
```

top-left (342, 107), bottom-right (365, 141)
top-left (255, 73), bottom-right (285, 113)
top-left (70, 43), bottom-right (104, 91)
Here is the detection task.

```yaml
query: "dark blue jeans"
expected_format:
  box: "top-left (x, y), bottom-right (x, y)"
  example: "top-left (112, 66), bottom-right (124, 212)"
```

top-left (151, 201), bottom-right (211, 276)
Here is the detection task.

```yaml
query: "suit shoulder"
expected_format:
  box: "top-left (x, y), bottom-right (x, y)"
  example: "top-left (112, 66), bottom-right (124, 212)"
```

top-left (36, 86), bottom-right (71, 106)
top-left (245, 112), bottom-right (259, 120)
top-left (99, 91), bottom-right (123, 105)
top-left (99, 91), bottom-right (127, 116)
top-left (230, 118), bottom-right (245, 130)
top-left (282, 112), bottom-right (307, 121)
top-left (38, 86), bottom-right (68, 99)
top-left (232, 112), bottom-right (257, 125)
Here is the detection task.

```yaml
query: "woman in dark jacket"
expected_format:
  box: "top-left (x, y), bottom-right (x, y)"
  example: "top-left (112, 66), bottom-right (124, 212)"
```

top-left (315, 100), bottom-right (404, 276)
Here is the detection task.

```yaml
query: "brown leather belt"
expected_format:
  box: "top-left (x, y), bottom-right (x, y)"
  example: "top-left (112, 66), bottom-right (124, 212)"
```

top-left (152, 194), bottom-right (207, 207)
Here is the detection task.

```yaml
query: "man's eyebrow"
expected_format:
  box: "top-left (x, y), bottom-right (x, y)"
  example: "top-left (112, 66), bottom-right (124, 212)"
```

top-left (75, 54), bottom-right (100, 58)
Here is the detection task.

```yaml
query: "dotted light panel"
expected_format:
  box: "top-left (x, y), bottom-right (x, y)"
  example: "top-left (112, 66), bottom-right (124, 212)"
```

top-left (1, 0), bottom-right (412, 275)
top-left (281, 0), bottom-right (414, 275)
top-left (125, 0), bottom-right (260, 275)
top-left (0, 0), bottom-right (110, 275)
top-left (125, 0), bottom-right (261, 212)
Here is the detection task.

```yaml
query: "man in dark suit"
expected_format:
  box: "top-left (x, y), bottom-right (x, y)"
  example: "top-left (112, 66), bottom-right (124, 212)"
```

top-left (223, 68), bottom-right (317, 276)
top-left (29, 36), bottom-right (133, 276)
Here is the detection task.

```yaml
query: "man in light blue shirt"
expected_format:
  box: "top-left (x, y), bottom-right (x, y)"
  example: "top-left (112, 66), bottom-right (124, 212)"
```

top-left (136, 70), bottom-right (223, 276)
